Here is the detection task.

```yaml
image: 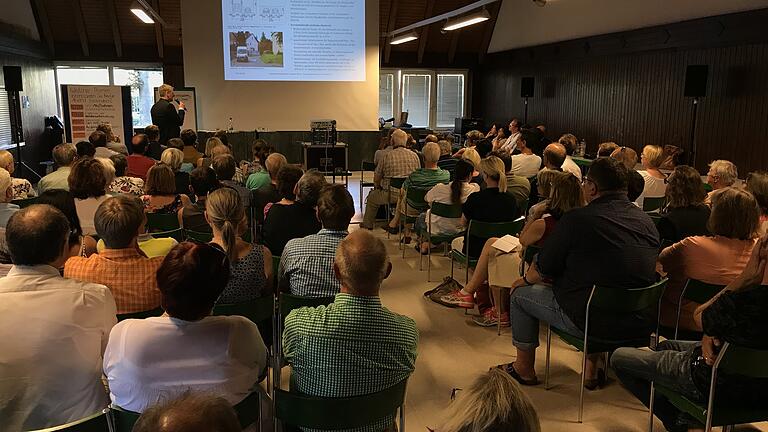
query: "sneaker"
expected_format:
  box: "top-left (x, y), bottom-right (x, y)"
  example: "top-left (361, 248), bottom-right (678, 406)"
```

top-left (439, 290), bottom-right (475, 308)
top-left (472, 307), bottom-right (510, 327)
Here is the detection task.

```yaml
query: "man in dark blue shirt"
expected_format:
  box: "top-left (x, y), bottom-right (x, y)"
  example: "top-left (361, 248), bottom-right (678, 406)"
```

top-left (497, 157), bottom-right (659, 387)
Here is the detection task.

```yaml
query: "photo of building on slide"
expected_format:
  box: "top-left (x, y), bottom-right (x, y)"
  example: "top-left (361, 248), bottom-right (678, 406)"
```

top-left (228, 31), bottom-right (283, 67)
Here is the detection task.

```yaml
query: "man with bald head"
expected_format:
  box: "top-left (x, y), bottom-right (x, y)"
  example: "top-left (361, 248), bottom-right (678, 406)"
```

top-left (283, 229), bottom-right (418, 431)
top-left (0, 205), bottom-right (117, 430)
top-left (542, 142), bottom-right (567, 172)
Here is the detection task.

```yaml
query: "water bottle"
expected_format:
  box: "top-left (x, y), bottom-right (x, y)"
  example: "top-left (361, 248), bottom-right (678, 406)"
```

top-left (578, 139), bottom-right (586, 157)
top-left (228, 117), bottom-right (234, 132)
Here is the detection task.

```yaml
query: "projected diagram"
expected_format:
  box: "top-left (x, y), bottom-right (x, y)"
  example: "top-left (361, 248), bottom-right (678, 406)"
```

top-left (229, 0), bottom-right (284, 23)
top-left (228, 31), bottom-right (284, 67)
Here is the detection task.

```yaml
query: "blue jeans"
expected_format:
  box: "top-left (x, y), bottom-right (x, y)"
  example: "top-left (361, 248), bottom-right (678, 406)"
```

top-left (611, 341), bottom-right (703, 431)
top-left (509, 284), bottom-right (583, 351)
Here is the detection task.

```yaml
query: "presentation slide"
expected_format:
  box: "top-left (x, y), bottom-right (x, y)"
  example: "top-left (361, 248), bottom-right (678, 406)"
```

top-left (222, 0), bottom-right (365, 82)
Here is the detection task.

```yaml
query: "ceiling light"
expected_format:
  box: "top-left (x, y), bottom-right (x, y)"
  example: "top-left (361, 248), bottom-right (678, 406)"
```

top-left (390, 31), bottom-right (419, 45)
top-left (131, 2), bottom-right (155, 24)
top-left (442, 9), bottom-right (491, 31)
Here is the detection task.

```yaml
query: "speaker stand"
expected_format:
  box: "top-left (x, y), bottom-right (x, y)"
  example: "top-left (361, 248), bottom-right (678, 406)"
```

top-left (523, 97), bottom-right (529, 125)
top-left (6, 91), bottom-right (40, 181)
top-left (688, 97), bottom-right (699, 169)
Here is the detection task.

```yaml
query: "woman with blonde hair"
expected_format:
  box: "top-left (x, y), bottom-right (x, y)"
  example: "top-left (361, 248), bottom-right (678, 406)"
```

top-left (436, 368), bottom-right (540, 432)
top-left (462, 148), bottom-right (482, 184)
top-left (141, 163), bottom-right (192, 213)
top-left (197, 137), bottom-right (224, 168)
top-left (206, 187), bottom-right (272, 303)
top-left (635, 144), bottom-right (667, 209)
top-left (161, 148), bottom-right (191, 196)
top-left (0, 150), bottom-right (35, 200)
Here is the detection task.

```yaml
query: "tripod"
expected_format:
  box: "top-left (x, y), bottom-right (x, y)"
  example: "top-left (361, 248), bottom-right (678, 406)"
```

top-left (688, 97), bottom-right (699, 169)
top-left (6, 90), bottom-right (41, 181)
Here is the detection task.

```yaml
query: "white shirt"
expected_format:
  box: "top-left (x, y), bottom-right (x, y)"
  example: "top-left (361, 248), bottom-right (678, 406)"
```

top-left (510, 153), bottom-right (542, 178)
top-left (561, 156), bottom-right (583, 180)
top-left (424, 182), bottom-right (479, 235)
top-left (75, 195), bottom-right (110, 236)
top-left (635, 170), bottom-right (668, 209)
top-left (0, 265), bottom-right (116, 431)
top-left (500, 132), bottom-right (521, 153)
top-left (104, 315), bottom-right (267, 412)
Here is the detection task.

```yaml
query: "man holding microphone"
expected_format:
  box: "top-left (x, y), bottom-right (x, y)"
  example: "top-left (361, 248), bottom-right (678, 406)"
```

top-left (151, 84), bottom-right (186, 145)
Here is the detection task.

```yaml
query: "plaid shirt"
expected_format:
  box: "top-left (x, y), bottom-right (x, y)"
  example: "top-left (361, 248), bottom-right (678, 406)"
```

top-left (283, 293), bottom-right (418, 432)
top-left (375, 147), bottom-right (420, 191)
top-left (279, 229), bottom-right (346, 297)
top-left (64, 248), bottom-right (163, 314)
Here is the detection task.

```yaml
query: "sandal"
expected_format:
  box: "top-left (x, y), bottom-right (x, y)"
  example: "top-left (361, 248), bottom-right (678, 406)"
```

top-left (494, 363), bottom-right (539, 386)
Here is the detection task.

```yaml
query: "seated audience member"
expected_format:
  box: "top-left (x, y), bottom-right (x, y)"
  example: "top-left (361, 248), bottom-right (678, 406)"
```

top-left (495, 151), bottom-right (531, 213)
top-left (362, 129), bottom-right (421, 229)
top-left (180, 128), bottom-right (203, 165)
top-left (180, 167), bottom-right (219, 232)
top-left (610, 146), bottom-right (644, 200)
top-left (76, 140), bottom-right (96, 158)
top-left (626, 167), bottom-right (645, 202)
top-left (612, 236), bottom-right (768, 432)
top-left (65, 195), bottom-right (163, 314)
top-left (214, 129), bottom-right (229, 147)
top-left (374, 135), bottom-right (393, 167)
top-left (530, 125), bottom-right (550, 157)
top-left (210, 145), bottom-right (245, 184)
top-left (97, 157), bottom-right (117, 187)
top-left (167, 138), bottom-right (194, 173)
top-left (597, 142), bottom-right (619, 157)
top-left (252, 152), bottom-right (288, 225)
top-left (541, 143), bottom-right (566, 172)
top-left (0, 169), bottom-right (19, 227)
top-left (436, 140), bottom-right (458, 174)
top-left (279, 184), bottom-right (355, 297)
top-left (452, 130), bottom-right (485, 158)
top-left (452, 156), bottom-right (518, 259)
top-left (103, 242), bottom-right (268, 412)
top-left (436, 368), bottom-right (541, 432)
top-left (283, 229), bottom-right (418, 432)
top-left (161, 148), bottom-right (191, 196)
top-left (89, 130), bottom-right (118, 159)
top-left (385, 142), bottom-right (450, 235)
top-left (246, 139), bottom-right (274, 189)
top-left (0, 150), bottom-right (35, 200)
top-left (133, 392), bottom-right (241, 432)
top-left (442, 172), bottom-right (582, 327)
top-left (705, 159), bottom-right (738, 204)
top-left (207, 188), bottom-right (272, 304)
top-left (263, 168), bottom-right (323, 255)
top-left (126, 134), bottom-right (156, 180)
top-left (475, 138), bottom-right (493, 159)
top-left (109, 154), bottom-right (145, 195)
top-left (69, 157), bottom-right (111, 235)
top-left (658, 187), bottom-right (763, 332)
top-left (213, 154), bottom-right (250, 209)
top-left (657, 165), bottom-right (710, 245)
top-left (558, 134), bottom-right (582, 180)
top-left (141, 163), bottom-right (192, 214)
top-left (746, 171), bottom-right (768, 235)
top-left (0, 205), bottom-right (116, 430)
top-left (498, 118), bottom-right (522, 153)
top-left (490, 127), bottom-right (507, 151)
top-left (462, 147), bottom-right (483, 185)
top-left (636, 144), bottom-right (668, 209)
top-left (144, 125), bottom-right (163, 160)
top-left (37, 189), bottom-right (97, 258)
top-left (197, 137), bottom-right (223, 168)
top-left (97, 122), bottom-right (128, 155)
top-left (527, 169), bottom-right (562, 223)
top-left (416, 160), bottom-right (479, 254)
top-left (610, 145), bottom-right (639, 170)
top-left (497, 157), bottom-right (658, 388)
top-left (511, 130), bottom-right (543, 178)
top-left (38, 143), bottom-right (77, 193)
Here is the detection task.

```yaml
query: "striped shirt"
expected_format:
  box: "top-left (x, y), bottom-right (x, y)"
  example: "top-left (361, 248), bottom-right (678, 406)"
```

top-left (64, 248), bottom-right (163, 314)
top-left (279, 229), bottom-right (347, 297)
top-left (375, 147), bottom-right (420, 191)
top-left (283, 293), bottom-right (418, 432)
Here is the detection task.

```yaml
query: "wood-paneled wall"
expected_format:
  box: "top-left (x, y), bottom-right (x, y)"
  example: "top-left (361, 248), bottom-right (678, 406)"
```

top-left (473, 9), bottom-right (768, 174)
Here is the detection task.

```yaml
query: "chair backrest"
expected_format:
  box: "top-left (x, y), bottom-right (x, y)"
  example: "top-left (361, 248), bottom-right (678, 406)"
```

top-left (185, 229), bottom-right (213, 243)
top-left (362, 161), bottom-right (376, 171)
top-left (589, 278), bottom-right (668, 313)
top-left (643, 196), bottom-right (666, 212)
top-left (718, 342), bottom-right (768, 378)
top-left (150, 228), bottom-right (184, 242)
top-left (279, 292), bottom-right (335, 321)
top-left (389, 177), bottom-right (406, 189)
top-left (117, 306), bottom-right (164, 322)
top-left (213, 295), bottom-right (274, 325)
top-left (430, 201), bottom-right (463, 219)
top-left (467, 216), bottom-right (526, 240)
top-left (274, 380), bottom-right (408, 429)
top-left (405, 187), bottom-right (430, 209)
top-left (110, 406), bottom-right (140, 432)
top-left (234, 391), bottom-right (261, 429)
top-left (146, 212), bottom-right (180, 232)
top-left (32, 410), bottom-right (110, 432)
top-left (11, 197), bottom-right (39, 208)
top-left (682, 279), bottom-right (724, 304)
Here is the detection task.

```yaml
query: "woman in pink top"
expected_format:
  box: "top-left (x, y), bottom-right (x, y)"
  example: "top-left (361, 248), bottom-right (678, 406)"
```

top-left (659, 187), bottom-right (764, 331)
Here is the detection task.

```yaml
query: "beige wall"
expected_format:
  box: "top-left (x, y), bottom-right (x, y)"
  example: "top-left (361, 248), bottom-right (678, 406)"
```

top-left (181, 0), bottom-right (379, 131)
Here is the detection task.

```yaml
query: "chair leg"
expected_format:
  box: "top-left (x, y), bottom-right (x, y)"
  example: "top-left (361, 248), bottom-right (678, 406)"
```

top-left (400, 404), bottom-right (406, 432)
top-left (427, 238), bottom-right (432, 282)
top-left (648, 381), bottom-right (656, 431)
top-left (578, 348), bottom-right (587, 423)
top-left (545, 326), bottom-right (552, 390)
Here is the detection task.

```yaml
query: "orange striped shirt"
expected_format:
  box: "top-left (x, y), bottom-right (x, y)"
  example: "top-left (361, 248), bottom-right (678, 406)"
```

top-left (64, 248), bottom-right (163, 314)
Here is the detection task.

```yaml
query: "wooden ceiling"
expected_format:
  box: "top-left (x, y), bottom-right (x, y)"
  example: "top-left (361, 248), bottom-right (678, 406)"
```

top-left (27, 0), bottom-right (500, 66)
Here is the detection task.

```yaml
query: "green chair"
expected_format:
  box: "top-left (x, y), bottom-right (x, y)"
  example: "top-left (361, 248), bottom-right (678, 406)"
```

top-left (150, 228), bottom-right (184, 242)
top-left (450, 217), bottom-right (525, 284)
top-left (31, 410), bottom-right (109, 431)
top-left (650, 342), bottom-right (768, 431)
top-left (109, 406), bottom-right (140, 432)
top-left (386, 177), bottom-right (406, 239)
top-left (11, 197), bottom-right (39, 208)
top-left (146, 212), bottom-right (180, 232)
top-left (672, 279), bottom-right (724, 340)
top-left (116, 306), bottom-right (164, 322)
top-left (643, 196), bottom-right (666, 212)
top-left (184, 229), bottom-right (213, 243)
top-left (399, 186), bottom-right (431, 259)
top-left (213, 295), bottom-right (274, 325)
top-left (359, 161), bottom-right (376, 212)
top-left (543, 278), bottom-right (668, 423)
top-left (274, 379), bottom-right (408, 431)
top-left (417, 201), bottom-right (464, 282)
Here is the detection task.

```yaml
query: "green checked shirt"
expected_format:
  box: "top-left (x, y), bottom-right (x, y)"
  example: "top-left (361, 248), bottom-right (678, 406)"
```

top-left (283, 293), bottom-right (419, 432)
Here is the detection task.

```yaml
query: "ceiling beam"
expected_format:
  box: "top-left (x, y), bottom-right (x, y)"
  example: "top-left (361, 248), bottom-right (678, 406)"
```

top-left (105, 0), bottom-right (122, 57)
top-left (383, 0), bottom-right (400, 65)
top-left (416, 0), bottom-right (436, 64)
top-left (30, 0), bottom-right (54, 56)
top-left (478, 2), bottom-right (500, 64)
top-left (71, 0), bottom-right (89, 57)
top-left (448, 29), bottom-right (460, 64)
top-left (152, 0), bottom-right (164, 58)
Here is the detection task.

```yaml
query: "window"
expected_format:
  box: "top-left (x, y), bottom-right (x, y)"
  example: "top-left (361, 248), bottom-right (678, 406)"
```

top-left (380, 69), bottom-right (468, 129)
top-left (0, 88), bottom-right (11, 147)
top-left (54, 64), bottom-right (163, 128)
